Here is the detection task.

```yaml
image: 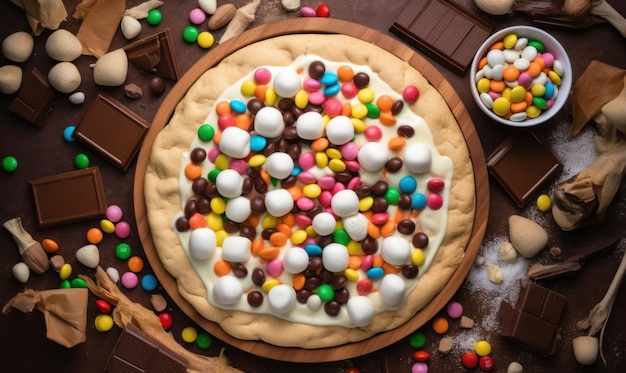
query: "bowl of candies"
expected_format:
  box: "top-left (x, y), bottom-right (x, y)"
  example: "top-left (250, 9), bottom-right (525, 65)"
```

top-left (470, 25), bottom-right (572, 127)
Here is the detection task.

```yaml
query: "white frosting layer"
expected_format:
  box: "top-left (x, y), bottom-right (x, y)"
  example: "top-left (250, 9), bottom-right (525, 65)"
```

top-left (175, 55), bottom-right (453, 327)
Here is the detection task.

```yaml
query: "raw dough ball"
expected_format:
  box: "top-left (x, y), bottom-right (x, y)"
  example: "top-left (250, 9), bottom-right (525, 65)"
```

top-left (572, 336), bottom-right (599, 365)
top-left (93, 49), bottom-right (128, 86)
top-left (507, 361), bottom-right (524, 373)
top-left (48, 62), bottom-right (81, 93)
top-left (498, 241), bottom-right (518, 263)
top-left (121, 16), bottom-right (142, 40)
top-left (474, 0), bottom-right (515, 15)
top-left (0, 65), bottom-right (22, 94)
top-left (45, 29), bottom-right (83, 62)
top-left (486, 263), bottom-right (504, 284)
top-left (2, 31), bottom-right (34, 62)
top-left (508, 215), bottom-right (548, 258)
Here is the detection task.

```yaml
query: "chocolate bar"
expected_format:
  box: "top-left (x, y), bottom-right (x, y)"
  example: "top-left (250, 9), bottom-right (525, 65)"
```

top-left (8, 68), bottom-right (55, 126)
top-left (29, 167), bottom-right (107, 228)
top-left (106, 323), bottom-right (188, 373)
top-left (390, 0), bottom-right (493, 74)
top-left (124, 28), bottom-right (181, 80)
top-left (487, 131), bottom-right (563, 207)
top-left (499, 279), bottom-right (566, 356)
top-left (73, 93), bottom-right (149, 171)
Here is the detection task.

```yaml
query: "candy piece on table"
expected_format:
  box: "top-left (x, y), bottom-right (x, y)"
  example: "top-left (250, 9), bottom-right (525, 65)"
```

top-left (86, 227), bottom-right (103, 244)
top-left (2, 155), bottom-right (18, 173)
top-left (196, 332), bottom-right (212, 349)
top-left (462, 351), bottom-right (479, 368)
top-left (508, 215), bottom-right (548, 258)
top-left (150, 76), bottom-right (166, 94)
top-left (106, 267), bottom-right (120, 283)
top-left (181, 326), bottom-right (198, 343)
top-left (3, 217), bottom-right (50, 274)
top-left (95, 313), bottom-right (114, 332)
top-left (121, 272), bottom-right (138, 289)
top-left (69, 91), bottom-right (85, 104)
top-left (151, 294), bottom-right (168, 312)
top-left (2, 31), bottom-right (34, 62)
top-left (146, 8), bottom-right (162, 25)
top-left (446, 300), bottom-right (463, 318)
top-left (507, 361), bottom-right (524, 373)
top-left (460, 315), bottom-right (475, 329)
top-left (120, 15), bottom-right (141, 39)
top-left (475, 340), bottom-right (492, 356)
top-left (438, 337), bottom-right (454, 354)
top-left (432, 316), bottom-right (449, 334)
top-left (59, 263), bottom-right (72, 280)
top-left (141, 273), bottom-right (159, 291)
top-left (199, 0), bottom-right (217, 14)
top-left (95, 299), bottom-right (112, 313)
top-left (128, 256), bottom-right (144, 272)
top-left (189, 8), bottom-right (206, 24)
top-left (115, 221), bottom-right (132, 238)
top-left (12, 262), bottom-right (30, 283)
top-left (479, 356), bottom-right (495, 371)
top-left (76, 244), bottom-right (100, 268)
top-left (300, 6), bottom-right (316, 17)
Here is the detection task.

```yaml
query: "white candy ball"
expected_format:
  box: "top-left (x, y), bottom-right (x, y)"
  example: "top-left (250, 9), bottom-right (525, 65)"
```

top-left (213, 275), bottom-right (242, 305)
top-left (325, 115), bottom-right (354, 145)
top-left (381, 236), bottom-right (411, 265)
top-left (221, 236), bottom-right (251, 263)
top-left (12, 262), bottom-right (30, 283)
top-left (379, 274), bottom-right (406, 306)
top-left (342, 213), bottom-right (368, 241)
top-left (404, 143), bottom-right (432, 173)
top-left (265, 189), bottom-right (294, 216)
top-left (521, 45), bottom-right (538, 61)
top-left (306, 294), bottom-right (322, 311)
top-left (296, 111), bottom-right (325, 140)
top-left (106, 266), bottom-right (120, 283)
top-left (225, 196), bottom-right (251, 223)
top-left (486, 49), bottom-right (505, 66)
top-left (254, 106), bottom-right (285, 138)
top-left (219, 126), bottom-right (250, 159)
top-left (199, 0), bottom-right (217, 14)
top-left (283, 247), bottom-right (310, 274)
top-left (266, 152), bottom-right (294, 179)
top-left (358, 142), bottom-right (388, 172)
top-left (330, 189), bottom-right (359, 217)
top-left (347, 296), bottom-right (374, 327)
top-left (268, 284), bottom-right (296, 313)
top-left (322, 243), bottom-right (349, 272)
top-left (273, 68), bottom-right (301, 97)
top-left (188, 227), bottom-right (217, 260)
top-left (312, 212), bottom-right (337, 236)
top-left (216, 169), bottom-right (243, 198)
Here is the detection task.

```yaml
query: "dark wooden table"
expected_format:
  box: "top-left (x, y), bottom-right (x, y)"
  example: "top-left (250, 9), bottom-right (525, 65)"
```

top-left (1, 1), bottom-right (624, 372)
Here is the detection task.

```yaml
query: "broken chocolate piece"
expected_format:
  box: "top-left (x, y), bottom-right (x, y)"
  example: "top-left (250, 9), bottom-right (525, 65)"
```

top-left (73, 93), bottom-right (149, 171)
top-left (106, 323), bottom-right (188, 373)
top-left (8, 68), bottom-right (55, 126)
top-left (29, 167), bottom-right (107, 228)
top-left (487, 131), bottom-right (563, 207)
top-left (499, 279), bottom-right (566, 356)
top-left (527, 261), bottom-right (582, 280)
top-left (124, 28), bottom-right (181, 80)
top-left (389, 0), bottom-right (493, 74)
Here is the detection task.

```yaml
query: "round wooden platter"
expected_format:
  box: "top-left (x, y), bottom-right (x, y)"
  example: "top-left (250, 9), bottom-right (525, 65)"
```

top-left (134, 18), bottom-right (489, 363)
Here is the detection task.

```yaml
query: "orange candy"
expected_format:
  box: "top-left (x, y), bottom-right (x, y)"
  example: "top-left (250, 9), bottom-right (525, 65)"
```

top-left (489, 41), bottom-right (504, 50)
top-left (86, 227), bottom-right (103, 244)
top-left (378, 112), bottom-right (397, 126)
top-left (311, 137), bottom-right (329, 152)
top-left (269, 232), bottom-right (288, 247)
top-left (527, 62), bottom-right (541, 77)
top-left (502, 66), bottom-right (520, 82)
top-left (213, 259), bottom-right (231, 276)
top-left (42, 238), bottom-right (59, 253)
top-left (235, 113), bottom-right (252, 130)
top-left (184, 163), bottom-right (202, 180)
top-left (128, 256), bottom-right (144, 272)
top-left (188, 213), bottom-right (207, 229)
top-left (292, 273), bottom-right (306, 291)
top-left (489, 80), bottom-right (506, 93)
top-left (432, 317), bottom-right (449, 334)
top-left (375, 95), bottom-right (394, 112)
top-left (337, 65), bottom-right (355, 82)
top-left (387, 136), bottom-right (406, 150)
top-left (215, 101), bottom-right (231, 115)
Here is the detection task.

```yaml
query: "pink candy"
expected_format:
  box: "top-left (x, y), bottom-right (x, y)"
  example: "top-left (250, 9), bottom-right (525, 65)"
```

top-left (341, 142), bottom-right (359, 160)
top-left (426, 193), bottom-right (443, 210)
top-left (121, 272), bottom-right (138, 289)
top-left (340, 81), bottom-right (358, 98)
top-left (308, 91), bottom-right (325, 105)
top-left (297, 171), bottom-right (317, 184)
top-left (403, 85), bottom-right (420, 103)
top-left (318, 176), bottom-right (335, 190)
top-left (106, 205), bottom-right (123, 222)
top-left (254, 68), bottom-right (271, 84)
top-left (266, 259), bottom-right (284, 278)
top-left (364, 125), bottom-right (382, 141)
top-left (303, 78), bottom-right (321, 92)
top-left (295, 214), bottom-right (312, 228)
top-left (296, 197), bottom-right (314, 210)
top-left (188, 8), bottom-right (206, 24)
top-left (115, 221), bottom-right (131, 238)
top-left (298, 152), bottom-right (315, 170)
top-left (208, 148), bottom-right (221, 163)
top-left (229, 159), bottom-right (248, 175)
top-left (324, 98), bottom-right (343, 116)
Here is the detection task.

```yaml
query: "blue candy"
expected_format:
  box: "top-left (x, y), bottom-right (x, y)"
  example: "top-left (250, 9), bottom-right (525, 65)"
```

top-left (399, 176), bottom-right (417, 194)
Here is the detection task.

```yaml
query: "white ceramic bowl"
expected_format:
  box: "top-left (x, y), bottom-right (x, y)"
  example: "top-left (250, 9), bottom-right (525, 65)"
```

top-left (470, 25), bottom-right (572, 127)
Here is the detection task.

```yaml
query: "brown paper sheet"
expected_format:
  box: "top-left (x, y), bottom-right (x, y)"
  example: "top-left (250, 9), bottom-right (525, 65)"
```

top-left (9, 0), bottom-right (68, 35)
top-left (570, 60), bottom-right (625, 137)
top-left (2, 288), bottom-right (88, 348)
top-left (79, 267), bottom-right (244, 373)
top-left (75, 0), bottom-right (125, 57)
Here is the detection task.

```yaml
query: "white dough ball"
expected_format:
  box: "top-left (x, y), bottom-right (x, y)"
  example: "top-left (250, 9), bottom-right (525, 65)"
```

top-left (48, 62), bottom-right (81, 93)
top-left (188, 227), bottom-right (217, 260)
top-left (2, 31), bottom-right (33, 62)
top-left (404, 143), bottom-right (432, 173)
top-left (213, 275), bottom-right (242, 305)
top-left (379, 274), bottom-right (406, 306)
top-left (296, 111), bottom-right (325, 140)
top-left (268, 284), bottom-right (296, 313)
top-left (325, 115), bottom-right (354, 145)
top-left (264, 189), bottom-right (294, 216)
top-left (0, 65), bottom-right (22, 94)
top-left (215, 169), bottom-right (243, 198)
top-left (322, 243), bottom-right (349, 272)
top-left (266, 152), bottom-right (294, 179)
top-left (358, 142), bottom-right (388, 172)
top-left (330, 189), bottom-right (359, 217)
top-left (347, 296), bottom-right (374, 327)
top-left (219, 126), bottom-right (250, 159)
top-left (45, 29), bottom-right (82, 61)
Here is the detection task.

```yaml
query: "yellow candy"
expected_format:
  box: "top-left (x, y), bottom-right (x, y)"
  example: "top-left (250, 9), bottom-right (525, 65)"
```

top-left (215, 230), bottom-right (228, 246)
top-left (476, 78), bottom-right (490, 93)
top-left (290, 229), bottom-right (308, 245)
top-left (344, 268), bottom-right (359, 281)
top-left (351, 103), bottom-right (368, 119)
top-left (411, 249), bottom-right (425, 266)
top-left (265, 87), bottom-right (278, 105)
top-left (248, 154), bottom-right (266, 167)
top-left (294, 89), bottom-right (309, 109)
top-left (304, 225), bottom-right (317, 237)
top-left (59, 263), bottom-right (72, 280)
top-left (261, 214), bottom-right (280, 229)
top-left (206, 212), bottom-right (223, 231)
top-left (197, 31), bottom-right (214, 48)
top-left (503, 33), bottom-right (518, 49)
top-left (346, 240), bottom-right (362, 255)
top-left (536, 194), bottom-right (551, 212)
top-left (328, 159), bottom-right (346, 172)
top-left (359, 196), bottom-right (374, 211)
top-left (500, 87), bottom-right (512, 101)
top-left (510, 86), bottom-right (526, 102)
top-left (315, 152), bottom-right (329, 168)
top-left (210, 197), bottom-right (226, 214)
top-left (351, 118), bottom-right (366, 133)
top-left (181, 326), bottom-right (198, 343)
top-left (214, 153), bottom-right (229, 170)
top-left (240, 80), bottom-right (256, 97)
top-left (547, 70), bottom-right (562, 85)
top-left (492, 97), bottom-right (511, 116)
top-left (531, 83), bottom-right (546, 97)
top-left (475, 340), bottom-right (492, 356)
top-left (261, 279), bottom-right (280, 293)
top-left (357, 87), bottom-right (375, 103)
top-left (100, 219), bottom-right (115, 234)
top-left (526, 105), bottom-right (542, 118)
top-left (325, 148), bottom-right (342, 159)
top-left (302, 183), bottom-right (322, 199)
top-left (94, 314), bottom-right (114, 332)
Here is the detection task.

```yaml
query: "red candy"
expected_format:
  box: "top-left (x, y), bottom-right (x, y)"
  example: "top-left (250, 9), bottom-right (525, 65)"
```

top-left (344, 368), bottom-right (360, 373)
top-left (316, 3), bottom-right (330, 17)
top-left (462, 352), bottom-right (478, 369)
top-left (159, 312), bottom-right (173, 329)
top-left (479, 356), bottom-right (495, 371)
top-left (413, 350), bottom-right (430, 362)
top-left (95, 299), bottom-right (111, 313)
top-left (403, 85), bottom-right (420, 103)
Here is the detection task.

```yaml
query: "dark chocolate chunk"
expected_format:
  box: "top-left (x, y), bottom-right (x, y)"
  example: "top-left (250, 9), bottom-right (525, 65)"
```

top-left (389, 0), bottom-right (493, 75)
top-left (29, 167), bottom-right (107, 228)
top-left (9, 68), bottom-right (55, 126)
top-left (73, 93), bottom-right (149, 171)
top-left (124, 28), bottom-right (181, 80)
top-left (498, 279), bottom-right (566, 356)
top-left (105, 323), bottom-right (188, 373)
top-left (487, 131), bottom-right (563, 207)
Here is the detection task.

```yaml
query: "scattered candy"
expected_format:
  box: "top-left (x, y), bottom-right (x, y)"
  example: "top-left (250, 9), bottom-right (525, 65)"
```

top-left (408, 331), bottom-right (426, 349)
top-left (188, 8), bottom-right (206, 24)
top-left (182, 25), bottom-right (200, 43)
top-left (74, 153), bottom-right (89, 169)
top-left (413, 350), bottom-right (430, 362)
top-left (12, 262), bottom-right (29, 283)
top-left (95, 299), bottom-right (112, 313)
top-left (141, 273), bottom-right (159, 291)
top-left (100, 219), bottom-right (116, 234)
top-left (121, 271), bottom-right (138, 288)
top-left (106, 267), bottom-right (120, 283)
top-left (94, 313), bottom-right (114, 332)
top-left (316, 3), bottom-right (330, 17)
top-left (69, 91), bottom-right (85, 104)
top-left (474, 340), bottom-right (492, 356)
top-left (106, 205), bottom-right (123, 222)
top-left (462, 351), bottom-right (479, 369)
top-left (403, 85), bottom-right (419, 103)
top-left (2, 155), bottom-right (18, 172)
top-left (197, 31), bottom-right (214, 48)
top-left (196, 332), bottom-right (212, 349)
top-left (75, 244), bottom-right (100, 268)
top-left (300, 6), bottom-right (316, 17)
top-left (507, 361), bottom-right (524, 373)
top-left (150, 76), bottom-right (166, 95)
top-left (70, 277), bottom-right (88, 288)
top-left (127, 256), bottom-right (144, 272)
top-left (432, 316), bottom-right (449, 334)
top-left (446, 301), bottom-right (463, 318)
top-left (536, 193), bottom-right (551, 212)
top-left (181, 326), bottom-right (198, 343)
top-left (146, 8), bottom-right (163, 25)
top-left (86, 227), bottom-right (103, 244)
top-left (115, 242), bottom-right (132, 260)
top-left (159, 312), bottom-right (173, 329)
top-left (63, 125), bottom-right (76, 142)
top-left (115, 221), bottom-right (131, 238)
top-left (59, 263), bottom-right (72, 280)
top-left (412, 362), bottom-right (428, 373)
top-left (42, 238), bottom-right (59, 253)
top-left (438, 337), bottom-right (454, 354)
top-left (479, 356), bottom-right (495, 371)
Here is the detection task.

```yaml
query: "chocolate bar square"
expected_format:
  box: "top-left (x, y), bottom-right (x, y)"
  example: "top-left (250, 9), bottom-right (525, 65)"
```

top-left (9, 68), bottom-right (55, 126)
top-left (124, 28), bottom-right (181, 80)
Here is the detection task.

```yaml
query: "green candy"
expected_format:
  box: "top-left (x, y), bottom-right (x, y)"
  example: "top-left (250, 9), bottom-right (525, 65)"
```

top-left (59, 279), bottom-right (71, 289)
top-left (333, 228), bottom-right (350, 245)
top-left (198, 124), bottom-right (215, 141)
top-left (146, 9), bottom-right (163, 26)
top-left (74, 153), bottom-right (89, 169)
top-left (70, 277), bottom-right (88, 288)
top-left (533, 97), bottom-right (548, 110)
top-left (408, 330), bottom-right (426, 349)
top-left (365, 102), bottom-right (380, 119)
top-left (208, 169), bottom-right (220, 182)
top-left (196, 332), bottom-right (213, 349)
top-left (116, 242), bottom-right (132, 260)
top-left (2, 156), bottom-right (18, 172)
top-left (317, 284), bottom-right (335, 302)
top-left (384, 186), bottom-right (401, 204)
top-left (182, 26), bottom-right (199, 43)
top-left (528, 39), bottom-right (545, 53)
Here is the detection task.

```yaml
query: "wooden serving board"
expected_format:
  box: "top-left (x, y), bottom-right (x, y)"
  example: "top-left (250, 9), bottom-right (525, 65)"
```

top-left (134, 18), bottom-right (489, 363)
